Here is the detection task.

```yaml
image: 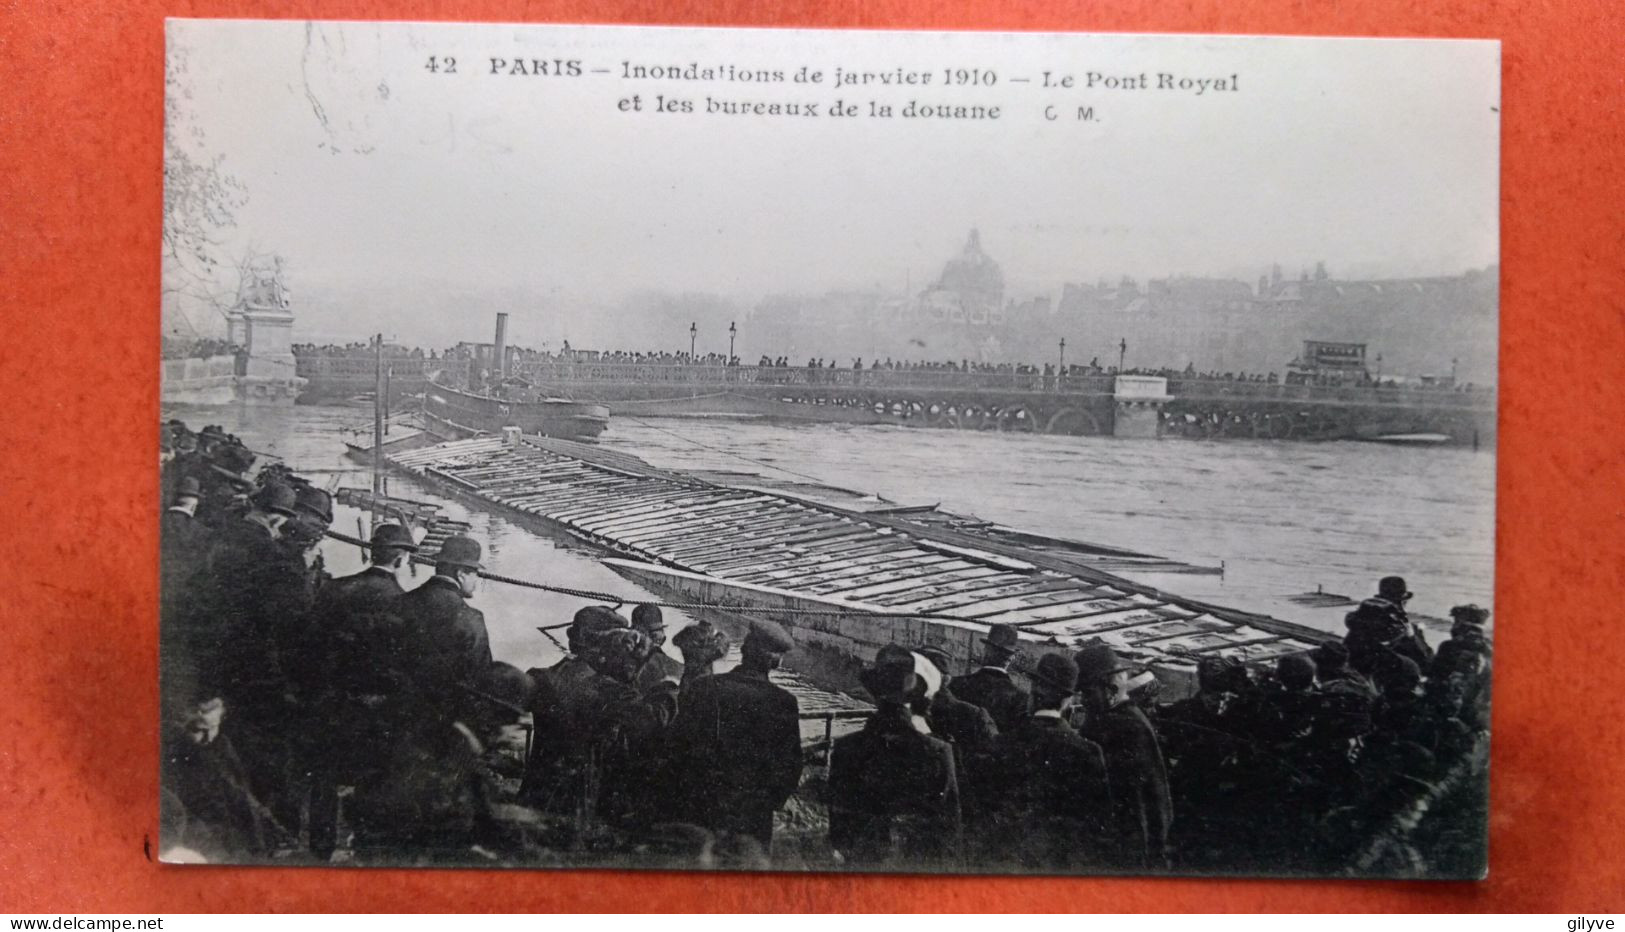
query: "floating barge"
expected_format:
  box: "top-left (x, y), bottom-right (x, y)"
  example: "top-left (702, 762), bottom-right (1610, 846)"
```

top-left (372, 432), bottom-right (1331, 697)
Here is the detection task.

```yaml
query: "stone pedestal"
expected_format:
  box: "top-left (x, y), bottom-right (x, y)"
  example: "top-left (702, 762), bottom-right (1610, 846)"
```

top-left (233, 304), bottom-right (306, 404)
top-left (1111, 375), bottom-right (1170, 439)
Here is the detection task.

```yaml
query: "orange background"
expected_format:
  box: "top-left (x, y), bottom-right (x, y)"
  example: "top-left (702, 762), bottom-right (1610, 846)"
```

top-left (2, 0), bottom-right (1623, 913)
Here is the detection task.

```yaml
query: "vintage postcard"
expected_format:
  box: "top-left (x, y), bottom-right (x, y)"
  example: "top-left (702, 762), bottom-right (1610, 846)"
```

top-left (159, 21), bottom-right (1499, 877)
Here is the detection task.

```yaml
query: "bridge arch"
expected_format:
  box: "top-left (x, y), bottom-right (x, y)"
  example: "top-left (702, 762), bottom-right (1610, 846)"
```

top-left (1044, 407), bottom-right (1103, 436)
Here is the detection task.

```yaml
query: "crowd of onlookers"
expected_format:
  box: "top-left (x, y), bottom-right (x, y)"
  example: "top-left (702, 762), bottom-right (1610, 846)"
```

top-left (156, 418), bottom-right (1489, 874)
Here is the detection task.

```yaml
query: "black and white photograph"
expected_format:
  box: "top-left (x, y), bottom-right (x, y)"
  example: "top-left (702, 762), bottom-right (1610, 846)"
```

top-left (158, 20), bottom-right (1499, 878)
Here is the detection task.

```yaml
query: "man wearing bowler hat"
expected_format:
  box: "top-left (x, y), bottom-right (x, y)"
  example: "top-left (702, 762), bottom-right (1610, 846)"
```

top-left (631, 603), bottom-right (685, 694)
top-left (1344, 575), bottom-right (1434, 675)
top-left (392, 535), bottom-right (492, 720)
top-left (1075, 643), bottom-right (1172, 870)
top-left (985, 652), bottom-right (1111, 870)
top-left (946, 623), bottom-right (1031, 733)
top-left (827, 657), bottom-right (962, 869)
top-left (667, 620), bottom-right (804, 851)
top-left (161, 476), bottom-right (207, 581)
top-left (299, 522), bottom-right (422, 858)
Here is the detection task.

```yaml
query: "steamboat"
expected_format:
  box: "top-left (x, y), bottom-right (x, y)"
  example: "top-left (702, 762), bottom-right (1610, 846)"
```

top-left (420, 313), bottom-right (609, 443)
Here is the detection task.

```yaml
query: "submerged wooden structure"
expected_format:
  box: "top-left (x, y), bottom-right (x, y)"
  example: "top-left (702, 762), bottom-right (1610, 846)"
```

top-left (378, 433), bottom-right (1330, 696)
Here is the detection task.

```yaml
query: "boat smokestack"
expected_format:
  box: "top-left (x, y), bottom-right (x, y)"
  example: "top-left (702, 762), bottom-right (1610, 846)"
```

top-left (493, 312), bottom-right (509, 381)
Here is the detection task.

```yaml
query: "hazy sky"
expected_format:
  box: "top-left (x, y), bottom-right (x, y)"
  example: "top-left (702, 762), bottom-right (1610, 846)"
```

top-left (167, 21), bottom-right (1499, 339)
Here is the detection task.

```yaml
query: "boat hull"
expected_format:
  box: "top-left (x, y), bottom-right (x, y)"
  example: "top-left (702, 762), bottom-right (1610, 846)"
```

top-left (423, 381), bottom-right (609, 441)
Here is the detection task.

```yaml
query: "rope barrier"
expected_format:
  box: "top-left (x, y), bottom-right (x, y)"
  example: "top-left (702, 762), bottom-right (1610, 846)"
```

top-left (322, 527), bottom-right (966, 621)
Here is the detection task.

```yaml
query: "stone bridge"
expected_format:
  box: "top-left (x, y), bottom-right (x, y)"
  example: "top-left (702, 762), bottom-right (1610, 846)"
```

top-left (296, 357), bottom-right (1496, 444)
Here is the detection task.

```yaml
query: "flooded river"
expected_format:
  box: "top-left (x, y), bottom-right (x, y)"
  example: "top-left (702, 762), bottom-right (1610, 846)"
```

top-left (162, 404), bottom-right (1496, 679)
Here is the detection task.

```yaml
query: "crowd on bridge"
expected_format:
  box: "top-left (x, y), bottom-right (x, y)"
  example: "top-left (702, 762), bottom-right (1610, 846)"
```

top-left (289, 338), bottom-right (1483, 396)
top-left (157, 415), bottom-right (1490, 874)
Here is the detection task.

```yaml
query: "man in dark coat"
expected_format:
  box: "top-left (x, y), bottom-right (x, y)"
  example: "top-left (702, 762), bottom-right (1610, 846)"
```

top-left (827, 660), bottom-right (962, 869)
top-left (392, 535), bottom-right (492, 718)
top-left (161, 685), bottom-right (275, 861)
top-left (947, 623), bottom-right (1031, 733)
top-left (984, 652), bottom-right (1111, 870)
top-left (1076, 644), bottom-right (1173, 870)
top-left (1344, 575), bottom-right (1434, 675)
top-left (666, 620), bottom-right (804, 851)
top-left (520, 605), bottom-right (631, 819)
top-left (631, 603), bottom-right (685, 695)
top-left (300, 522), bottom-right (418, 859)
top-left (914, 646), bottom-right (999, 758)
top-left (348, 662), bottom-right (537, 862)
top-left (161, 476), bottom-right (207, 569)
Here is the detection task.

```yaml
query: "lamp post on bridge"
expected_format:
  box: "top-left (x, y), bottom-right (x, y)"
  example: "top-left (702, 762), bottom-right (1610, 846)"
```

top-left (729, 321), bottom-right (737, 360)
top-left (1452, 357), bottom-right (1459, 383)
top-left (1058, 337), bottom-right (1066, 371)
top-left (1118, 337), bottom-right (1127, 373)
top-left (689, 321), bottom-right (697, 359)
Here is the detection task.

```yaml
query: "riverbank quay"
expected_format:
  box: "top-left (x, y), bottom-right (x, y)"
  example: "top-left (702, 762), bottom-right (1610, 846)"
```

top-left (157, 417), bottom-right (1491, 877)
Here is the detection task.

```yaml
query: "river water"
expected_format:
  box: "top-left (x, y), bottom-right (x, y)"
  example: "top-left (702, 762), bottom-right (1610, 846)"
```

top-left (163, 403), bottom-right (1496, 678)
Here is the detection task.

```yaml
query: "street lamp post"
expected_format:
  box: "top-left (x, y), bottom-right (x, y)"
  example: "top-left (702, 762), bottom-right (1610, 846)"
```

top-left (1451, 357), bottom-right (1459, 382)
top-left (729, 321), bottom-right (737, 360)
top-left (1058, 337), bottom-right (1066, 371)
top-left (1118, 337), bottom-right (1127, 372)
top-left (689, 321), bottom-right (697, 359)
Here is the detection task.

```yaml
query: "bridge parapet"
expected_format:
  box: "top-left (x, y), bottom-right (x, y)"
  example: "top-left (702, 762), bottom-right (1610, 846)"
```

top-left (502, 361), bottom-right (1492, 409)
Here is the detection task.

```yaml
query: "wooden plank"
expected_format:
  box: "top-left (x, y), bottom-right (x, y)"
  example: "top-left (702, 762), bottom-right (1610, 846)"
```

top-left (589, 494), bottom-right (778, 531)
top-left (553, 488), bottom-right (715, 523)
top-left (861, 571), bottom-right (1031, 607)
top-left (608, 499), bottom-right (796, 541)
top-left (500, 475), bottom-right (635, 503)
top-left (699, 537), bottom-right (912, 573)
top-left (747, 554), bottom-right (955, 589)
top-left (851, 574), bottom-right (1027, 610)
top-left (996, 598), bottom-right (1159, 627)
top-left (654, 521), bottom-right (858, 561)
top-left (829, 565), bottom-right (997, 601)
top-left (735, 552), bottom-right (949, 586)
top-left (944, 587), bottom-right (1114, 618)
top-left (892, 577), bottom-right (1080, 614)
top-left (872, 576), bottom-right (1071, 609)
top-left (502, 479), bottom-right (646, 510)
top-left (647, 511), bottom-right (840, 550)
top-left (528, 483), bottom-right (665, 515)
top-left (565, 490), bottom-right (746, 527)
top-left (616, 505), bottom-right (810, 546)
top-left (1018, 605), bottom-right (1183, 637)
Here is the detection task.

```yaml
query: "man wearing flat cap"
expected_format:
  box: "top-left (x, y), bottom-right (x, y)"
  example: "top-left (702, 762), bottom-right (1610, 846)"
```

top-left (946, 623), bottom-right (1032, 734)
top-left (667, 620), bottom-right (804, 851)
top-left (1075, 643), bottom-right (1172, 870)
top-left (827, 657), bottom-right (962, 869)
top-left (984, 652), bottom-right (1111, 870)
top-left (392, 535), bottom-right (492, 722)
